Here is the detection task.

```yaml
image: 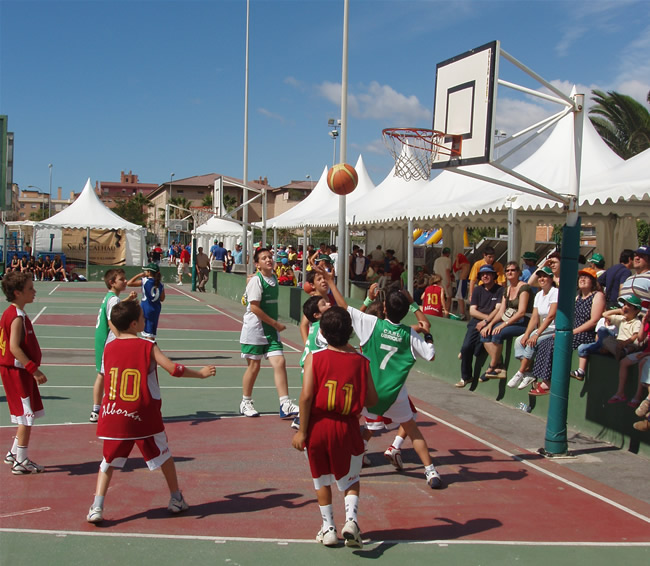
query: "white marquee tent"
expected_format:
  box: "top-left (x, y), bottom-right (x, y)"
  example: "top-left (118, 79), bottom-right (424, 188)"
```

top-left (194, 215), bottom-right (250, 252)
top-left (34, 178), bottom-right (146, 266)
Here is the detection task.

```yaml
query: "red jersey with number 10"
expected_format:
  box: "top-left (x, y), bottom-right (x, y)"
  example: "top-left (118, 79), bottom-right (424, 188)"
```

top-left (0, 305), bottom-right (42, 368)
top-left (310, 349), bottom-right (369, 419)
top-left (421, 285), bottom-right (444, 317)
top-left (97, 338), bottom-right (164, 439)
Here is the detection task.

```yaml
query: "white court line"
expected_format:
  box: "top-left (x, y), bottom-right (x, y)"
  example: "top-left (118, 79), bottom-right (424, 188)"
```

top-left (0, 528), bottom-right (647, 547)
top-left (206, 303), bottom-right (243, 323)
top-left (0, 507), bottom-right (51, 519)
top-left (48, 284), bottom-right (61, 296)
top-left (31, 307), bottom-right (47, 323)
top-left (416, 406), bottom-right (650, 525)
top-left (168, 286), bottom-right (200, 302)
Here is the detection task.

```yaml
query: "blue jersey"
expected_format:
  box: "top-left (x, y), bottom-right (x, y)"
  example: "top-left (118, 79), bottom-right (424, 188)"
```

top-left (141, 277), bottom-right (163, 338)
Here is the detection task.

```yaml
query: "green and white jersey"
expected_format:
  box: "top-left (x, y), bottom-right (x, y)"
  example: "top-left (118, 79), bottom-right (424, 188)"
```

top-left (240, 271), bottom-right (281, 345)
top-left (94, 291), bottom-right (120, 372)
top-left (348, 306), bottom-right (435, 415)
top-left (300, 320), bottom-right (327, 368)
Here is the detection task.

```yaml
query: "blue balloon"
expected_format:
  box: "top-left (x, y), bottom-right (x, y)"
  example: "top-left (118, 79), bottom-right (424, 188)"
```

top-left (282, 257), bottom-right (288, 264)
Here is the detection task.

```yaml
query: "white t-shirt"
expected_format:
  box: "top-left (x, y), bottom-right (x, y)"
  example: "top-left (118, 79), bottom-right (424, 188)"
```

top-left (433, 255), bottom-right (452, 290)
top-left (533, 286), bottom-right (559, 334)
top-left (239, 273), bottom-right (277, 345)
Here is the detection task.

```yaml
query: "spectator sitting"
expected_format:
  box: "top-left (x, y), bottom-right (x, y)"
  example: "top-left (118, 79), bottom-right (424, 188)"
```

top-left (456, 264), bottom-right (504, 388)
top-left (507, 266), bottom-right (557, 390)
top-left (468, 245), bottom-right (505, 301)
top-left (528, 251), bottom-right (561, 288)
top-left (598, 249), bottom-right (634, 308)
top-left (588, 253), bottom-right (606, 278)
top-left (480, 261), bottom-right (533, 378)
top-left (527, 266), bottom-right (605, 396)
top-left (570, 294), bottom-right (642, 383)
top-left (520, 251), bottom-right (538, 283)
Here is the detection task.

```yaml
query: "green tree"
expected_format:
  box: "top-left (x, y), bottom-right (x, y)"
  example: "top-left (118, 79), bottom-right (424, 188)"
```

top-left (112, 193), bottom-right (151, 227)
top-left (589, 89), bottom-right (650, 159)
top-left (29, 208), bottom-right (50, 221)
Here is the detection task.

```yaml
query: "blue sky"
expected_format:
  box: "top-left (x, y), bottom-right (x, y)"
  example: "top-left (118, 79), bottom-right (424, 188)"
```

top-left (1, 0), bottom-right (649, 199)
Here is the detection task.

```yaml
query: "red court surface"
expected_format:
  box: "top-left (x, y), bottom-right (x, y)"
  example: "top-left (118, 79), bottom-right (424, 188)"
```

top-left (1, 396), bottom-right (648, 544)
top-left (35, 313), bottom-right (242, 332)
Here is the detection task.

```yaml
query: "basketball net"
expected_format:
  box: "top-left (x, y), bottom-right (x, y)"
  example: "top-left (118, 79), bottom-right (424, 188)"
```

top-left (382, 128), bottom-right (462, 181)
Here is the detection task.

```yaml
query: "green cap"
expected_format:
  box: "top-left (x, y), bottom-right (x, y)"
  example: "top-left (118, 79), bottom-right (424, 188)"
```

top-left (144, 262), bottom-right (160, 273)
top-left (588, 253), bottom-right (605, 266)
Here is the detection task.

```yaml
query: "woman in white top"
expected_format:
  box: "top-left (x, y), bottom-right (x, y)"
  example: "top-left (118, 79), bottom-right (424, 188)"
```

top-left (508, 266), bottom-right (558, 390)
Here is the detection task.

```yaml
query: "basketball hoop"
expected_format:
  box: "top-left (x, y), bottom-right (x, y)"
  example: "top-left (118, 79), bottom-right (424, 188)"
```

top-left (382, 128), bottom-right (462, 180)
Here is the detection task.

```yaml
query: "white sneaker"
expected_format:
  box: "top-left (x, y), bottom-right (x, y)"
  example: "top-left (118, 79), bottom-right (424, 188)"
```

top-left (240, 399), bottom-right (259, 417)
top-left (383, 445), bottom-right (403, 471)
top-left (4, 451), bottom-right (16, 465)
top-left (176, 282), bottom-right (183, 286)
top-left (87, 506), bottom-right (104, 523)
top-left (89, 411), bottom-right (99, 423)
top-left (316, 525), bottom-right (338, 547)
top-left (12, 458), bottom-right (44, 475)
top-left (518, 374), bottom-right (537, 390)
top-left (290, 416), bottom-right (300, 430)
top-left (341, 519), bottom-right (363, 548)
top-left (279, 399), bottom-right (299, 419)
top-left (507, 371), bottom-right (524, 388)
top-left (425, 467), bottom-right (443, 489)
top-left (168, 494), bottom-right (189, 514)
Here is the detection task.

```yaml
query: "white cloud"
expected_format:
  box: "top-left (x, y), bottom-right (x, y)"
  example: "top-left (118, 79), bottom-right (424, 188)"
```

top-left (258, 107), bottom-right (285, 122)
top-left (316, 81), bottom-right (431, 124)
top-left (284, 76), bottom-right (304, 89)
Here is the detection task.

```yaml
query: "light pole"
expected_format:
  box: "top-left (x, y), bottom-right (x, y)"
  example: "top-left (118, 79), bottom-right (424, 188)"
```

top-left (306, 174), bottom-right (314, 190)
top-left (328, 118), bottom-right (340, 166)
top-left (48, 163), bottom-right (53, 217)
top-left (493, 130), bottom-right (507, 159)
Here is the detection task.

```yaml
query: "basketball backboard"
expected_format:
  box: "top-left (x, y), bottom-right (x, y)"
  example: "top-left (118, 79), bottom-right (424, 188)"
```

top-left (432, 40), bottom-right (499, 169)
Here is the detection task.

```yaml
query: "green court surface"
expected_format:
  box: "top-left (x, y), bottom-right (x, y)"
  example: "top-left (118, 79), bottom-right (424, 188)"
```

top-left (1, 282), bottom-right (648, 565)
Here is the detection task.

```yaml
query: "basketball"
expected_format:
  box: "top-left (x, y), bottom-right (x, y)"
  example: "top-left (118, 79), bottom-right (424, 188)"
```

top-left (327, 163), bottom-right (358, 195)
top-left (303, 282), bottom-right (314, 294)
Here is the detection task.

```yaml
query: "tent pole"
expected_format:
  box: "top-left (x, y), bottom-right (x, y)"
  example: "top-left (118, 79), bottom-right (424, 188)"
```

top-left (86, 227), bottom-right (90, 280)
top-left (407, 219), bottom-right (414, 295)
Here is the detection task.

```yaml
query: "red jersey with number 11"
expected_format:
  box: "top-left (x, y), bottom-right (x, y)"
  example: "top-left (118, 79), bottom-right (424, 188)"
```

top-left (0, 305), bottom-right (41, 368)
top-left (97, 338), bottom-right (164, 439)
top-left (310, 349), bottom-right (369, 419)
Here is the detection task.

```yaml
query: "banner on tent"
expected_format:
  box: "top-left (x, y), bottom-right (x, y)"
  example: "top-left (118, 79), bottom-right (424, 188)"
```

top-left (63, 229), bottom-right (126, 265)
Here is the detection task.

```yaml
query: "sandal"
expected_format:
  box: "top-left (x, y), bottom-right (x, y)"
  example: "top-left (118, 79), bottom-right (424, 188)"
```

top-left (569, 368), bottom-right (585, 381)
top-left (530, 381), bottom-right (550, 396)
top-left (627, 398), bottom-right (641, 409)
top-left (607, 395), bottom-right (627, 404)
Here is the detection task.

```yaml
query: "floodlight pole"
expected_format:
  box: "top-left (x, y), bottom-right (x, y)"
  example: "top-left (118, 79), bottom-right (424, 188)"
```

top-left (544, 93), bottom-right (584, 457)
top-left (338, 0), bottom-right (350, 297)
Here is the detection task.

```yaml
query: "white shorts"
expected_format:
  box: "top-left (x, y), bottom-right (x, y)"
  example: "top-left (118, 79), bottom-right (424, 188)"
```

top-left (312, 453), bottom-right (363, 492)
top-left (177, 263), bottom-right (189, 275)
top-left (362, 386), bottom-right (414, 426)
top-left (640, 356), bottom-right (650, 386)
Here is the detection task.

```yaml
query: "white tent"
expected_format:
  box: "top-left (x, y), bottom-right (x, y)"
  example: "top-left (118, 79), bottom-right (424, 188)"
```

top-left (194, 215), bottom-right (249, 252)
top-left (34, 178), bottom-right (146, 266)
top-left (268, 155), bottom-right (377, 229)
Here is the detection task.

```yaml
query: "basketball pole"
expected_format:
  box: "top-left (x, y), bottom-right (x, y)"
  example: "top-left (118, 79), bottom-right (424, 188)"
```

top-left (242, 0), bottom-right (250, 274)
top-left (544, 93), bottom-right (584, 456)
top-left (338, 0), bottom-right (350, 297)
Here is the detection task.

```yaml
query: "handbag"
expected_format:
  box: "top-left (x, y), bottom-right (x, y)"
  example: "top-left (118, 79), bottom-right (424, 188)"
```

top-left (502, 307), bottom-right (517, 322)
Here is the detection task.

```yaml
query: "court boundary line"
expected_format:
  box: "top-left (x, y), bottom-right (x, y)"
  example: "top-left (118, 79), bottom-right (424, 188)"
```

top-left (0, 527), bottom-right (648, 546)
top-left (416, 407), bottom-right (650, 524)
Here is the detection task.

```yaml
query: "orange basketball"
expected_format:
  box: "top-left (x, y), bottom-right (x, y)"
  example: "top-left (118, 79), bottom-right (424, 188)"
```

top-left (327, 163), bottom-right (358, 195)
top-left (303, 282), bottom-right (314, 294)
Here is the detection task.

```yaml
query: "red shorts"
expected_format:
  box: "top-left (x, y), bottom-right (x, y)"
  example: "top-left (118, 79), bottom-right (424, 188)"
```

top-left (0, 366), bottom-right (44, 425)
top-left (100, 431), bottom-right (171, 472)
top-left (306, 416), bottom-right (363, 491)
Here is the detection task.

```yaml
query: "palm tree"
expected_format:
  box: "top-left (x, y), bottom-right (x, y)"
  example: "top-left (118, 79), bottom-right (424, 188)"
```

top-left (589, 89), bottom-right (650, 159)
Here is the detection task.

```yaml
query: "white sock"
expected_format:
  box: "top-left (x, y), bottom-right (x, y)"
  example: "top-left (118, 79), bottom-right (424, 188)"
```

top-left (425, 463), bottom-right (436, 473)
top-left (16, 445), bottom-right (28, 462)
top-left (10, 437), bottom-right (19, 454)
top-left (363, 439), bottom-right (369, 452)
top-left (242, 395), bottom-right (252, 401)
top-left (319, 504), bottom-right (335, 529)
top-left (93, 404), bottom-right (101, 412)
top-left (92, 495), bottom-right (105, 508)
top-left (344, 494), bottom-right (359, 522)
top-left (393, 435), bottom-right (405, 450)
top-left (279, 395), bottom-right (289, 405)
top-left (171, 490), bottom-right (182, 501)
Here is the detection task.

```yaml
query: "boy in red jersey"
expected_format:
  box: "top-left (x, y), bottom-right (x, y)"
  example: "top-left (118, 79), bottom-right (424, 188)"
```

top-left (292, 306), bottom-right (378, 548)
top-left (0, 271), bottom-right (47, 474)
top-left (86, 301), bottom-right (216, 524)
